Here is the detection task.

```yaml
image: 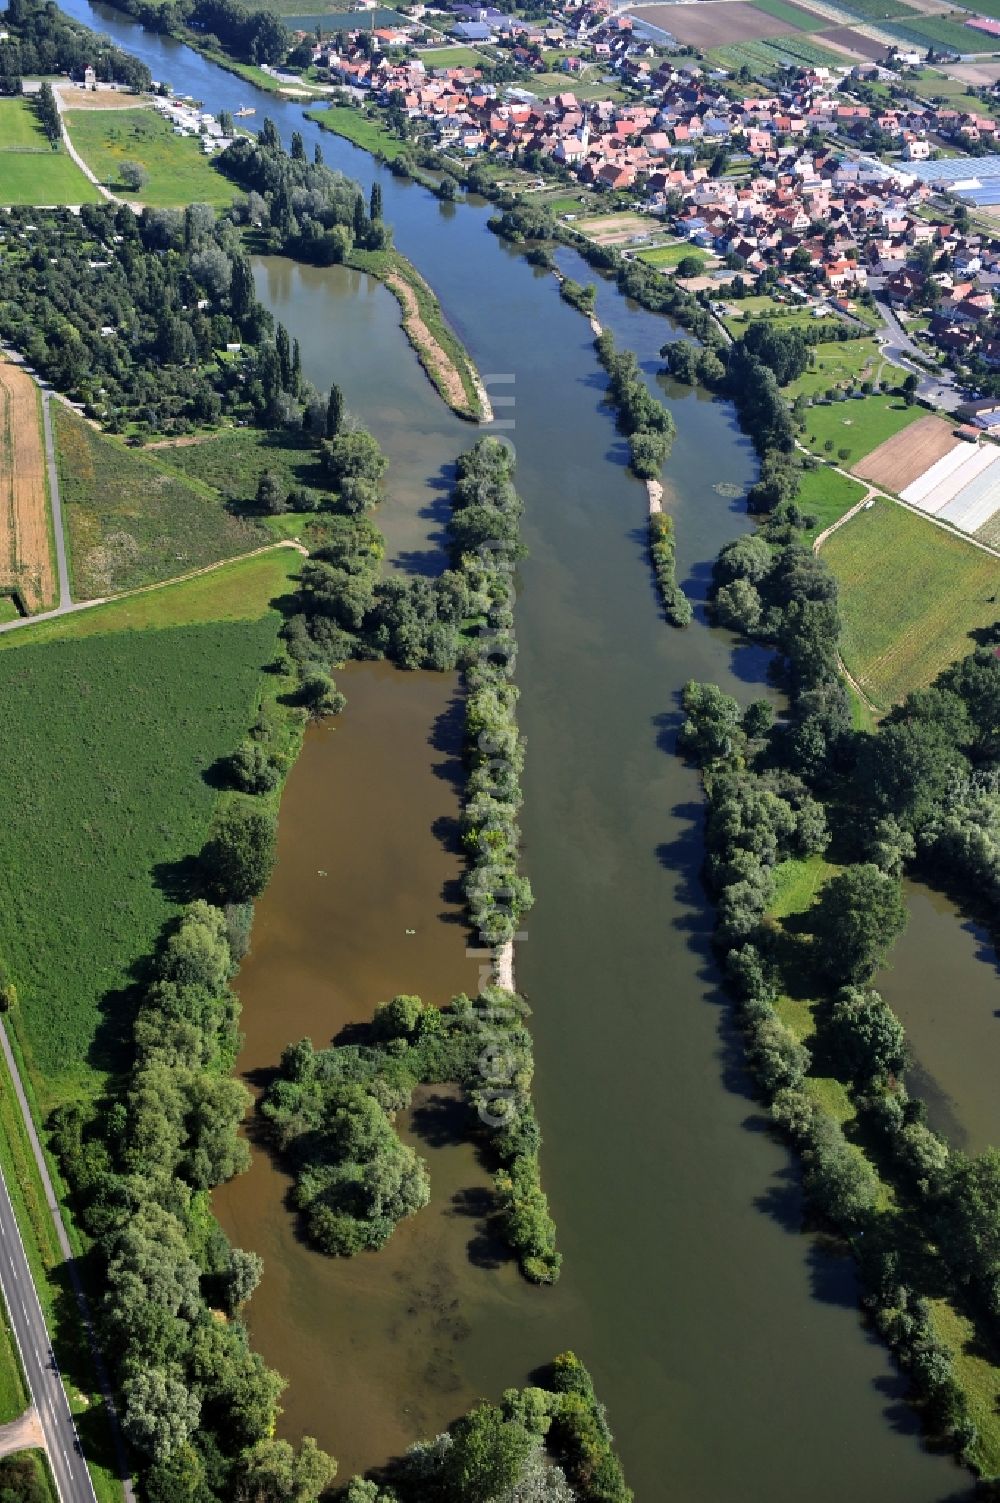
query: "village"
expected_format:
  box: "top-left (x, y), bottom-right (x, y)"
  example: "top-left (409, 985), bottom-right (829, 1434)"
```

top-left (279, 0), bottom-right (1000, 394)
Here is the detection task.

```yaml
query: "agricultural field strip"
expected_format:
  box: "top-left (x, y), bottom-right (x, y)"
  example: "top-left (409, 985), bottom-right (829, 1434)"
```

top-left (938, 460), bottom-right (1000, 531)
top-left (852, 414), bottom-right (959, 492)
top-left (0, 364), bottom-right (54, 614)
top-left (899, 437), bottom-right (978, 507)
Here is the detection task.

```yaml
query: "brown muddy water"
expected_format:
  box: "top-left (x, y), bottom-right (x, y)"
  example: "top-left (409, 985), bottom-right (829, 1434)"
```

top-left (213, 662), bottom-right (580, 1477)
top-left (877, 881), bottom-right (1000, 1156)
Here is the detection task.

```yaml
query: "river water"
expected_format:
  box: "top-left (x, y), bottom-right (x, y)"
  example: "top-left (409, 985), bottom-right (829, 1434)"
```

top-left (53, 6), bottom-right (975, 1496)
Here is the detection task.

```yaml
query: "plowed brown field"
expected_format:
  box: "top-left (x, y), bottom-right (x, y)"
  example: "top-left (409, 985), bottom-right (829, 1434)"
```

top-left (0, 363), bottom-right (54, 612)
top-left (852, 414), bottom-right (960, 493)
top-left (634, 1), bottom-right (810, 45)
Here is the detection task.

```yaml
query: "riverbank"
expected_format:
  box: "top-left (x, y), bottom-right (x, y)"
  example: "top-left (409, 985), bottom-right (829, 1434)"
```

top-left (347, 248), bottom-right (491, 423)
top-left (682, 494), bottom-right (1000, 1473)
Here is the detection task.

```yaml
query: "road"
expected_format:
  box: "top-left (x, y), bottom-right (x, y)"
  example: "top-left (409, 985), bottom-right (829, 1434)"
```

top-left (0, 1159), bottom-right (94, 1503)
top-left (40, 392), bottom-right (72, 611)
top-left (872, 296), bottom-right (963, 413)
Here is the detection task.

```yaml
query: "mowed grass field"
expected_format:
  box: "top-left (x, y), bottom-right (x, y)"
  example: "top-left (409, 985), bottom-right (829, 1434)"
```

top-left (0, 607), bottom-right (286, 1103)
top-left (55, 407), bottom-right (266, 598)
top-left (63, 108), bottom-right (236, 208)
top-left (786, 337), bottom-right (881, 400)
top-left (822, 497), bottom-right (1000, 709)
top-left (636, 241), bottom-right (711, 269)
top-left (417, 45), bottom-right (487, 66)
top-left (0, 98), bottom-right (99, 207)
top-left (801, 393), bottom-right (925, 467)
top-left (7, 546), bottom-right (301, 648)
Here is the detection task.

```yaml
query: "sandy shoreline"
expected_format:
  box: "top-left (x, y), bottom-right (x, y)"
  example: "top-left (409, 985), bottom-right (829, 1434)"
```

top-left (495, 938), bottom-right (515, 991)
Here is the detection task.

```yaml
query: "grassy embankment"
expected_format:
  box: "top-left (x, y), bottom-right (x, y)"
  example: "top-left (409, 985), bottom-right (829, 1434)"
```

top-left (0, 97), bottom-right (99, 207)
top-left (821, 496), bottom-right (1000, 710)
top-left (0, 1294), bottom-right (27, 1424)
top-left (306, 103), bottom-right (411, 162)
top-left (765, 852), bottom-right (1000, 1473)
top-left (53, 406), bottom-right (268, 598)
top-left (63, 108), bottom-right (236, 208)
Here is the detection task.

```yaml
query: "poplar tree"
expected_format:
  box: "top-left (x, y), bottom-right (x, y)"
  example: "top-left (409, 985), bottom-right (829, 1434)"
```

top-left (326, 382), bottom-right (343, 438)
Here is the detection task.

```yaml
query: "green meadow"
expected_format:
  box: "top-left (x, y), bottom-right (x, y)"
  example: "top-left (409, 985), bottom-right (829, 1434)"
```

top-left (54, 408), bottom-right (267, 598)
top-left (0, 98), bottom-right (99, 207)
top-left (63, 107), bottom-right (236, 208)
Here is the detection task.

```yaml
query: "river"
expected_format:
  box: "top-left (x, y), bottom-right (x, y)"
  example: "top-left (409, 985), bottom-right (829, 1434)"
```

top-left (52, 6), bottom-right (973, 1496)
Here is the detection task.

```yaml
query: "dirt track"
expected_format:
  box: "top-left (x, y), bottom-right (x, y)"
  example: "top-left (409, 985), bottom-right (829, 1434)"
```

top-left (852, 414), bottom-right (960, 494)
top-left (0, 363), bottom-right (55, 612)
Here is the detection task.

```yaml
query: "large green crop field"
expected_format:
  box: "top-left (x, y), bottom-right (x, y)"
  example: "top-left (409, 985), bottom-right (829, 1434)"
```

top-left (0, 98), bottom-right (99, 207)
top-left (0, 612), bottom-right (285, 1103)
top-left (63, 108), bottom-right (236, 208)
top-left (822, 496), bottom-right (1000, 709)
top-left (801, 393), bottom-right (925, 466)
top-left (54, 408), bottom-right (267, 598)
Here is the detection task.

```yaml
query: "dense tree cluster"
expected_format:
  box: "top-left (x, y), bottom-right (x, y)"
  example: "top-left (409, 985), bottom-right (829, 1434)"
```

top-left (101, 0), bottom-right (287, 66)
top-left (52, 899), bottom-right (336, 1501)
top-left (557, 277), bottom-right (596, 317)
top-left (678, 682), bottom-right (984, 1454)
top-left (221, 126), bottom-right (390, 265)
top-left (711, 528), bottom-right (850, 782)
top-left (594, 328), bottom-right (676, 481)
top-left (680, 476), bottom-right (1000, 1459)
top-left (262, 985), bottom-right (559, 1282)
top-left (275, 438), bottom-right (555, 1280)
top-left (449, 439), bottom-right (534, 946)
top-left (648, 512), bottom-right (692, 628)
top-left (343, 1352), bottom-right (631, 1502)
top-left (0, 202), bottom-right (302, 437)
top-left (0, 0), bottom-right (151, 94)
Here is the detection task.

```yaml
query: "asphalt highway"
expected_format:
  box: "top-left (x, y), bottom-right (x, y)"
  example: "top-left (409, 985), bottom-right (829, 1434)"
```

top-left (0, 1161), bottom-right (94, 1503)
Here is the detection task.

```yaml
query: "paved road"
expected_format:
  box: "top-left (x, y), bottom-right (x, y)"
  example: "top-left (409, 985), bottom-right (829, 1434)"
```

top-left (0, 1029), bottom-right (134, 1502)
top-left (40, 392), bottom-right (72, 610)
top-left (0, 1159), bottom-right (94, 1503)
top-left (873, 296), bottom-right (963, 413)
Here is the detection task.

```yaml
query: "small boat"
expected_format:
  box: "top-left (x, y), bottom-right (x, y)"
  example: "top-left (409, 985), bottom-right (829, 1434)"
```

top-left (235, 106), bottom-right (256, 117)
